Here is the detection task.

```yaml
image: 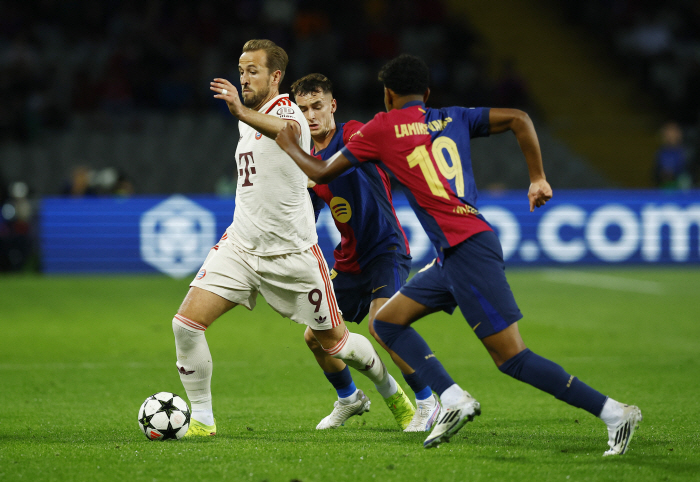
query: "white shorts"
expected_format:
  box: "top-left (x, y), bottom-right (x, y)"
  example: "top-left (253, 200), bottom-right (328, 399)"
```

top-left (190, 237), bottom-right (342, 330)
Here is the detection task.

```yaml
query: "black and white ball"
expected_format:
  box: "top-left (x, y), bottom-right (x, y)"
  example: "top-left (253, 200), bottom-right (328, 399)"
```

top-left (138, 392), bottom-right (191, 440)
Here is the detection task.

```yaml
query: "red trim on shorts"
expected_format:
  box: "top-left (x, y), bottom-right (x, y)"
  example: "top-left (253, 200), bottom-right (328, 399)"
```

top-left (312, 244), bottom-right (342, 327)
top-left (324, 328), bottom-right (349, 356)
top-left (174, 314), bottom-right (207, 331)
top-left (310, 244), bottom-right (341, 327)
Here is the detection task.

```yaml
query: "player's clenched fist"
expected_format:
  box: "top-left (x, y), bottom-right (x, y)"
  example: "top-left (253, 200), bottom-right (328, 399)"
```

top-left (276, 123), bottom-right (298, 153)
top-left (528, 179), bottom-right (552, 212)
top-left (211, 78), bottom-right (245, 119)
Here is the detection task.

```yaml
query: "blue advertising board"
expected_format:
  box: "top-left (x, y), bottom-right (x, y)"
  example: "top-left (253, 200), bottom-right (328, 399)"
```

top-left (39, 190), bottom-right (700, 276)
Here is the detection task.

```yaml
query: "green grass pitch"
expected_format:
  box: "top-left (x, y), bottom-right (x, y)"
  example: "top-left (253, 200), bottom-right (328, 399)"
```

top-left (1, 268), bottom-right (699, 481)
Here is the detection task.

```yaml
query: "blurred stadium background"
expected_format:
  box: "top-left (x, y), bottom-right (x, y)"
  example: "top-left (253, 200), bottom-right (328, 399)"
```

top-left (1, 0), bottom-right (699, 274)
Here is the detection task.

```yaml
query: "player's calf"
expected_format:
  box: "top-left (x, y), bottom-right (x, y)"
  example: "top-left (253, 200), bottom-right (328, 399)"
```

top-left (498, 348), bottom-right (643, 455)
top-left (172, 314), bottom-right (215, 427)
top-left (321, 328), bottom-right (389, 387)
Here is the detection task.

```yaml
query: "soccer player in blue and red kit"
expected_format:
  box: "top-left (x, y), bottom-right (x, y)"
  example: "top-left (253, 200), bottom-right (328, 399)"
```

top-left (276, 55), bottom-right (642, 454)
top-left (290, 73), bottom-right (440, 432)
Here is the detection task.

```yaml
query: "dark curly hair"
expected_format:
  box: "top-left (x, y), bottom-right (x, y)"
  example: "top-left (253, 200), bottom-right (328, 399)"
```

top-left (290, 73), bottom-right (334, 98)
top-left (378, 54), bottom-right (430, 96)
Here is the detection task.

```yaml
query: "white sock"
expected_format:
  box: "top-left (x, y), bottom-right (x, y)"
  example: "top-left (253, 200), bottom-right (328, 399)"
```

top-left (325, 329), bottom-right (389, 386)
top-left (598, 398), bottom-right (623, 426)
top-left (338, 388), bottom-right (360, 404)
top-left (172, 314), bottom-right (214, 425)
top-left (375, 373), bottom-right (398, 399)
top-left (192, 409), bottom-right (215, 426)
top-left (439, 383), bottom-right (464, 407)
top-left (418, 394), bottom-right (437, 408)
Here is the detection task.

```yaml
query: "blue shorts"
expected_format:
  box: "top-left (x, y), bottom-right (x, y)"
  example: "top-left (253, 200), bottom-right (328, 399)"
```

top-left (331, 252), bottom-right (411, 323)
top-left (400, 230), bottom-right (522, 339)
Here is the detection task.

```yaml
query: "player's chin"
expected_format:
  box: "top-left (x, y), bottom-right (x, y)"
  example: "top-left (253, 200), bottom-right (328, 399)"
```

top-left (242, 92), bottom-right (256, 106)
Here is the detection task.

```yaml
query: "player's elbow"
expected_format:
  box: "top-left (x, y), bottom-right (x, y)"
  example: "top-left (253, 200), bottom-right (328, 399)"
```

top-left (311, 170), bottom-right (334, 185)
top-left (511, 109), bottom-right (533, 131)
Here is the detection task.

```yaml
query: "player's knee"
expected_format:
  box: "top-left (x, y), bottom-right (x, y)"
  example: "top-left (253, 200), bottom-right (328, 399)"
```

top-left (172, 313), bottom-right (207, 334)
top-left (325, 331), bottom-right (367, 361)
top-left (367, 317), bottom-right (382, 344)
top-left (304, 327), bottom-right (321, 351)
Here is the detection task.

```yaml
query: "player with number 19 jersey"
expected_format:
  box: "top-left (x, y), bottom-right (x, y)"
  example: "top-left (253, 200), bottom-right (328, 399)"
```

top-left (229, 93), bottom-right (314, 255)
top-left (341, 102), bottom-right (493, 262)
top-left (341, 101), bottom-right (522, 339)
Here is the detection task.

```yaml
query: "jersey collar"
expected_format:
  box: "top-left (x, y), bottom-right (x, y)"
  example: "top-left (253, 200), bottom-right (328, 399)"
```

top-left (401, 100), bottom-right (425, 109)
top-left (312, 124), bottom-right (342, 157)
top-left (259, 93), bottom-right (290, 113)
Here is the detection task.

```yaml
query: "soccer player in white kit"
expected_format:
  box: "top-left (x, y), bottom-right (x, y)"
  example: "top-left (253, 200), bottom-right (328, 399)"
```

top-left (172, 39), bottom-right (395, 436)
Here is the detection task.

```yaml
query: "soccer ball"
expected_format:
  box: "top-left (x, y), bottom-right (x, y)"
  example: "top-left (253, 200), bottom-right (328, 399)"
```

top-left (138, 392), bottom-right (191, 440)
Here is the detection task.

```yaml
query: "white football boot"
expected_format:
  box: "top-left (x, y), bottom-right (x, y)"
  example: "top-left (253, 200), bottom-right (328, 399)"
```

top-left (316, 389), bottom-right (371, 429)
top-left (404, 394), bottom-right (441, 432)
top-left (603, 404), bottom-right (643, 456)
top-left (424, 390), bottom-right (480, 448)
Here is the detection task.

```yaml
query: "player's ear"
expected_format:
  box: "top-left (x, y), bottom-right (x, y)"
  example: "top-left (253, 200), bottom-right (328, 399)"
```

top-left (423, 88), bottom-right (430, 104)
top-left (330, 98), bottom-right (337, 114)
top-left (271, 69), bottom-right (282, 86)
top-left (384, 87), bottom-right (393, 111)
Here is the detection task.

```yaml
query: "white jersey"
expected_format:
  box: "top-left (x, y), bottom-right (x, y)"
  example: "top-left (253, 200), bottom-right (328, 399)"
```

top-left (227, 93), bottom-right (315, 256)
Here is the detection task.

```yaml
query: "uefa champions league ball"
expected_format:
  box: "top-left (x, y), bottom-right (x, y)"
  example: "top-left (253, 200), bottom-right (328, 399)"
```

top-left (138, 392), bottom-right (191, 440)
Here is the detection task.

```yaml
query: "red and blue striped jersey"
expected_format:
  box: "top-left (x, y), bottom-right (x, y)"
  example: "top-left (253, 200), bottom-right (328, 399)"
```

top-left (310, 121), bottom-right (410, 274)
top-left (340, 101), bottom-right (492, 260)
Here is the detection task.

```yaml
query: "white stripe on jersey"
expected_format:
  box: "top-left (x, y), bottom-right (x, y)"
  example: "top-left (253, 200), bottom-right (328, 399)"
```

top-left (228, 94), bottom-right (315, 256)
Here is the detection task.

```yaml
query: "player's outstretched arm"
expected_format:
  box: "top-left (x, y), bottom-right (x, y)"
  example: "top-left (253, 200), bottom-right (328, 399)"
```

top-left (276, 124), bottom-right (352, 184)
top-left (488, 108), bottom-right (552, 212)
top-left (210, 79), bottom-right (300, 140)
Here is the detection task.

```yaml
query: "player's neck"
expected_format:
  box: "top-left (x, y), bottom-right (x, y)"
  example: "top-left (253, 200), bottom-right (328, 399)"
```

top-left (391, 95), bottom-right (424, 110)
top-left (312, 124), bottom-right (337, 152)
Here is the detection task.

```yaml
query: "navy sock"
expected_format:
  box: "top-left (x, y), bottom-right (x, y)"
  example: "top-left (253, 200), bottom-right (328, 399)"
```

top-left (324, 366), bottom-right (356, 399)
top-left (498, 349), bottom-right (607, 416)
top-left (402, 372), bottom-right (433, 400)
top-left (374, 319), bottom-right (455, 395)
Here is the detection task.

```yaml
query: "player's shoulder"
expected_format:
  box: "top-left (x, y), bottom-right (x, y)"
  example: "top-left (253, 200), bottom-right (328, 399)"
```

top-left (340, 120), bottom-right (365, 143)
top-left (264, 95), bottom-right (297, 120)
top-left (427, 105), bottom-right (489, 125)
top-left (342, 119), bottom-right (365, 131)
top-left (360, 111), bottom-right (391, 133)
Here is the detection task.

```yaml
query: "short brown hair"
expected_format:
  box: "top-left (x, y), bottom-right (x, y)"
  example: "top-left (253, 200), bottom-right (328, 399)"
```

top-left (290, 73), bottom-right (333, 98)
top-left (242, 39), bottom-right (289, 83)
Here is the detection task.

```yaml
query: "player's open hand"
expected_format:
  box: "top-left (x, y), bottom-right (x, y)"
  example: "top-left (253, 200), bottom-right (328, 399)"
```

top-left (528, 179), bottom-right (552, 212)
top-left (276, 123), bottom-right (298, 154)
top-left (211, 78), bottom-right (245, 119)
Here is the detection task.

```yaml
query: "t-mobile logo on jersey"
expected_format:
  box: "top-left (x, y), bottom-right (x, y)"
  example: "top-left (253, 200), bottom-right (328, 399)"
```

top-left (238, 151), bottom-right (256, 187)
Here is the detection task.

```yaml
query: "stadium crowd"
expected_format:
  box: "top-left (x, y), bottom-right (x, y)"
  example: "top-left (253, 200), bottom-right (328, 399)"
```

top-left (561, 0), bottom-right (700, 187)
top-left (0, 0), bottom-right (497, 143)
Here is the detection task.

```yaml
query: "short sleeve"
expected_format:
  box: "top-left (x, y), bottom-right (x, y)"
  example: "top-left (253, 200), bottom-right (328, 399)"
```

top-left (341, 120), bottom-right (365, 144)
top-left (461, 107), bottom-right (490, 139)
top-left (271, 103), bottom-right (297, 121)
top-left (340, 114), bottom-right (385, 167)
